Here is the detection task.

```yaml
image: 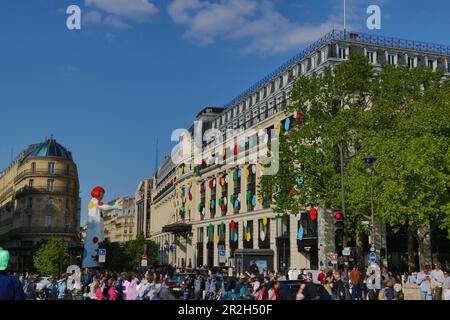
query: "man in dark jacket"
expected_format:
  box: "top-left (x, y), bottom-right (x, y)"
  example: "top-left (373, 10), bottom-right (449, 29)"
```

top-left (0, 248), bottom-right (25, 300)
top-left (332, 271), bottom-right (350, 300)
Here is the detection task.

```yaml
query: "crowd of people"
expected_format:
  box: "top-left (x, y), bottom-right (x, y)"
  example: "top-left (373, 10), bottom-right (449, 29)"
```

top-left (1, 244), bottom-right (449, 301)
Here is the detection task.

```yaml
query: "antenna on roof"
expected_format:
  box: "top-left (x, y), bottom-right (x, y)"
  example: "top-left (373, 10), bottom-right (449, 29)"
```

top-left (154, 137), bottom-right (159, 179)
top-left (343, 0), bottom-right (347, 34)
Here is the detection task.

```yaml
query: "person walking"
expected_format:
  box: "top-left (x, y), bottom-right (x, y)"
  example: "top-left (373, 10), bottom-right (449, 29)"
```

top-left (443, 271), bottom-right (450, 301)
top-left (123, 274), bottom-right (139, 300)
top-left (81, 267), bottom-right (91, 300)
top-left (268, 280), bottom-right (280, 300)
top-left (0, 248), bottom-right (25, 300)
top-left (350, 266), bottom-right (361, 300)
top-left (416, 265), bottom-right (433, 300)
top-left (56, 274), bottom-right (67, 300)
top-left (108, 279), bottom-right (118, 300)
top-left (430, 263), bottom-right (445, 300)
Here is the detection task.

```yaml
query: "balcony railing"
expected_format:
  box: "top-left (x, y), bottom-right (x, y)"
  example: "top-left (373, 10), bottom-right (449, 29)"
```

top-left (14, 169), bottom-right (76, 182)
top-left (15, 186), bottom-right (77, 195)
top-left (224, 30), bottom-right (450, 110)
top-left (0, 226), bottom-right (78, 241)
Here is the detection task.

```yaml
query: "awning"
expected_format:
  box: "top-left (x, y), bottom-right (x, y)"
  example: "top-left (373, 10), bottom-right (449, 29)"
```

top-left (162, 223), bottom-right (192, 234)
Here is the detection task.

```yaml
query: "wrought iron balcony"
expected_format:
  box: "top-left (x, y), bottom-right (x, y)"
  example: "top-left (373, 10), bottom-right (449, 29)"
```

top-left (15, 185), bottom-right (77, 196)
top-left (14, 169), bottom-right (76, 183)
top-left (224, 30), bottom-right (450, 110)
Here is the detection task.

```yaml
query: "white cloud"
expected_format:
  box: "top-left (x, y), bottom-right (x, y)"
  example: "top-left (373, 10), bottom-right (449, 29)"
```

top-left (168, 0), bottom-right (357, 54)
top-left (85, 0), bottom-right (158, 29)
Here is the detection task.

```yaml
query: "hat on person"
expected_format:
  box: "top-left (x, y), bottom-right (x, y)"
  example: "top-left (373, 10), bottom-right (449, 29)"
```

top-left (0, 248), bottom-right (10, 271)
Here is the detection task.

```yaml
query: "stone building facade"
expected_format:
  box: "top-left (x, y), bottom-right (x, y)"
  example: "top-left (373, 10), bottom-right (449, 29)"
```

top-left (0, 138), bottom-right (81, 272)
top-left (142, 31), bottom-right (450, 273)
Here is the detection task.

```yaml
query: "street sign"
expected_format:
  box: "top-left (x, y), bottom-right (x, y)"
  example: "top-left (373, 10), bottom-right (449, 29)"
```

top-left (141, 255), bottom-right (148, 267)
top-left (98, 249), bottom-right (106, 263)
top-left (369, 252), bottom-right (377, 263)
top-left (218, 246), bottom-right (226, 263)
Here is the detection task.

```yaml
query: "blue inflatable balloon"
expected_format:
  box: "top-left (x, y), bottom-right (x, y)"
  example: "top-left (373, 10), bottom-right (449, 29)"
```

top-left (211, 200), bottom-right (215, 209)
top-left (284, 118), bottom-right (291, 131)
top-left (297, 225), bottom-right (304, 241)
top-left (234, 232), bottom-right (238, 242)
top-left (298, 176), bottom-right (304, 187)
top-left (252, 195), bottom-right (257, 207)
top-left (234, 200), bottom-right (239, 209)
top-left (237, 169), bottom-right (242, 178)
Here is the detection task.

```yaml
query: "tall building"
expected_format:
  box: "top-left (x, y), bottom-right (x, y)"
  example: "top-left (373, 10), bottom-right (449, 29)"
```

top-left (134, 178), bottom-right (154, 239)
top-left (0, 138), bottom-right (81, 272)
top-left (103, 197), bottom-right (135, 243)
top-left (147, 30), bottom-right (450, 273)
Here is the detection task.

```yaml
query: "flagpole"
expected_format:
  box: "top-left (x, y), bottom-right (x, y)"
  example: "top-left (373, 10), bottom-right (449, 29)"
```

top-left (344, 0), bottom-right (347, 33)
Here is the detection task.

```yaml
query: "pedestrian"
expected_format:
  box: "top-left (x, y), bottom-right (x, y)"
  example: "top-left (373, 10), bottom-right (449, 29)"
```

top-left (443, 271), bottom-right (450, 301)
top-left (317, 269), bottom-right (326, 285)
top-left (56, 274), bottom-right (67, 300)
top-left (81, 267), bottom-right (91, 300)
top-left (116, 272), bottom-right (127, 300)
top-left (430, 263), bottom-right (445, 300)
top-left (108, 279), bottom-right (118, 300)
top-left (123, 274), bottom-right (139, 300)
top-left (381, 279), bottom-right (396, 300)
top-left (317, 276), bottom-right (334, 300)
top-left (194, 272), bottom-right (203, 300)
top-left (268, 280), bottom-right (280, 300)
top-left (0, 248), bottom-right (25, 300)
top-left (416, 265), bottom-right (433, 300)
top-left (23, 274), bottom-right (36, 300)
top-left (95, 278), bottom-right (105, 300)
top-left (350, 266), bottom-right (361, 300)
top-left (332, 271), bottom-right (350, 300)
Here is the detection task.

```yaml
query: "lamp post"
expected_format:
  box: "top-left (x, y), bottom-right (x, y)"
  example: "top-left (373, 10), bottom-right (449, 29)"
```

top-left (363, 155), bottom-right (376, 251)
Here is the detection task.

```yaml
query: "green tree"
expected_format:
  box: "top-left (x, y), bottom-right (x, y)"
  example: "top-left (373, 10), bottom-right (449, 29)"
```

top-left (345, 65), bottom-right (450, 270)
top-left (33, 239), bottom-right (70, 277)
top-left (123, 235), bottom-right (158, 270)
top-left (259, 53), bottom-right (375, 265)
top-left (97, 240), bottom-right (128, 272)
top-left (259, 53), bottom-right (450, 269)
top-left (95, 236), bottom-right (159, 271)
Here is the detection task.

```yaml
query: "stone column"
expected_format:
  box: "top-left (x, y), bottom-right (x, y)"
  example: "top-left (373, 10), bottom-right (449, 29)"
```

top-left (253, 218), bottom-right (259, 249)
top-left (270, 216), bottom-right (277, 273)
top-left (213, 224), bottom-right (218, 266)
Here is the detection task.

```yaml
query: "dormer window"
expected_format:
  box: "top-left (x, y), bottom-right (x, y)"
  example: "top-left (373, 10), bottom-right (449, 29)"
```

top-left (366, 50), bottom-right (377, 64)
top-left (387, 53), bottom-right (398, 65)
top-left (407, 55), bottom-right (417, 68)
top-left (427, 58), bottom-right (437, 71)
top-left (338, 46), bottom-right (349, 60)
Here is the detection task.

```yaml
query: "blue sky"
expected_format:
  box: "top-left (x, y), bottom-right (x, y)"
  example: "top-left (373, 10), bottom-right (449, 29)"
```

top-left (0, 0), bottom-right (449, 224)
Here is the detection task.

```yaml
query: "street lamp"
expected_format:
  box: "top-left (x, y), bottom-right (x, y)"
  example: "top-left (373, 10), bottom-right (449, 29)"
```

top-left (363, 155), bottom-right (376, 252)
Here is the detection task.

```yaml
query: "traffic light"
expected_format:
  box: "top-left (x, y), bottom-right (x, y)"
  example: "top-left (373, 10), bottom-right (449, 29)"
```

top-left (334, 212), bottom-right (345, 237)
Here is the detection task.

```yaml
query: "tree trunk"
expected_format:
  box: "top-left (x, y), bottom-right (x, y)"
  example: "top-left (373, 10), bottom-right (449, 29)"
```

top-left (407, 225), bottom-right (416, 273)
top-left (355, 231), bottom-right (365, 269)
top-left (417, 224), bottom-right (432, 270)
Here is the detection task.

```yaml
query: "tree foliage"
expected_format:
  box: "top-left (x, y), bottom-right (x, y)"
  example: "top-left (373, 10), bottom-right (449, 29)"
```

top-left (259, 52), bottom-right (450, 238)
top-left (33, 239), bottom-right (70, 277)
top-left (96, 235), bottom-right (158, 271)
